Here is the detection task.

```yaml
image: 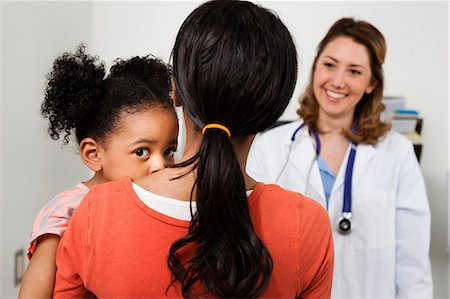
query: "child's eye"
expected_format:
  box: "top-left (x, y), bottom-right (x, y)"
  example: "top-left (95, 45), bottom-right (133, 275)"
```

top-left (135, 148), bottom-right (150, 157)
top-left (164, 147), bottom-right (177, 158)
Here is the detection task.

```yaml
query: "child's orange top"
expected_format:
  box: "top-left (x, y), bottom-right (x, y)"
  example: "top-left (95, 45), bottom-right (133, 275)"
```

top-left (54, 177), bottom-right (334, 298)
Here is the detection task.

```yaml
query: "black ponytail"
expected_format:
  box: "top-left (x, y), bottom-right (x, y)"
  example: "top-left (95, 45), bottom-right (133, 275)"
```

top-left (169, 131), bottom-right (273, 298)
top-left (168, 0), bottom-right (297, 297)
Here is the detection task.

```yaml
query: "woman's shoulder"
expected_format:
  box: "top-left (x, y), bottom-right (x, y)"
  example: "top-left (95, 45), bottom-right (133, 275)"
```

top-left (252, 183), bottom-right (329, 224)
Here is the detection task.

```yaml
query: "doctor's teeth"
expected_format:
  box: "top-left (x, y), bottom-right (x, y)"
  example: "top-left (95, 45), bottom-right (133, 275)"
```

top-left (327, 90), bottom-right (345, 99)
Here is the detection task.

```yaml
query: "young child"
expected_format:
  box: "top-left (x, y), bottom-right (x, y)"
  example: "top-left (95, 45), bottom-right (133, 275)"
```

top-left (18, 44), bottom-right (179, 298)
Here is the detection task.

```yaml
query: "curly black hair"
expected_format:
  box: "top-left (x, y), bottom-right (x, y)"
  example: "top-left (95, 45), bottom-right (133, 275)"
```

top-left (41, 44), bottom-right (175, 145)
top-left (110, 55), bottom-right (172, 103)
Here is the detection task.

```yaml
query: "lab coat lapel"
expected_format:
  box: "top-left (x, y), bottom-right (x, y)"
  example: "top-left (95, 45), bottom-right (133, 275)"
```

top-left (332, 143), bottom-right (375, 192)
top-left (351, 143), bottom-right (375, 184)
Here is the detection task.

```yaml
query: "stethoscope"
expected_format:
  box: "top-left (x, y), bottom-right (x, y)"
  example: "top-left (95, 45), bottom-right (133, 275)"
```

top-left (277, 122), bottom-right (357, 234)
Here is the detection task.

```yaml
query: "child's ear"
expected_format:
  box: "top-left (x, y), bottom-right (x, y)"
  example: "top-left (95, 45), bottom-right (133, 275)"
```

top-left (79, 137), bottom-right (102, 172)
top-left (172, 79), bottom-right (182, 107)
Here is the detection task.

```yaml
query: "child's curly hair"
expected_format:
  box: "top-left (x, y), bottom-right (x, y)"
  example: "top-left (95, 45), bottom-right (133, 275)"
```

top-left (41, 44), bottom-right (175, 145)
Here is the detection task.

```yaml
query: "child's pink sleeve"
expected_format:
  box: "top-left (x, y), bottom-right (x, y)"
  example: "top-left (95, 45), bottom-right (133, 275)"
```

top-left (27, 183), bottom-right (88, 259)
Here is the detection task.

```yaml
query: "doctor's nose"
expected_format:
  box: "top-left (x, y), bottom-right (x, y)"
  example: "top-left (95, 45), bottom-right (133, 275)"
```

top-left (331, 70), bottom-right (345, 89)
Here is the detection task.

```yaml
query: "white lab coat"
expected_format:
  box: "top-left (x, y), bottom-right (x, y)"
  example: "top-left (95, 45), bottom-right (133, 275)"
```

top-left (247, 120), bottom-right (433, 299)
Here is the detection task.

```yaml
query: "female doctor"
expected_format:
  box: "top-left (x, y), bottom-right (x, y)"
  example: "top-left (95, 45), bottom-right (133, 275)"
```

top-left (247, 18), bottom-right (432, 298)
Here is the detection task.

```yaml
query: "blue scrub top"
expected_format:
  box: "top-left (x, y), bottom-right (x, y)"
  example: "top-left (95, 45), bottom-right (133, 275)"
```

top-left (317, 155), bottom-right (335, 210)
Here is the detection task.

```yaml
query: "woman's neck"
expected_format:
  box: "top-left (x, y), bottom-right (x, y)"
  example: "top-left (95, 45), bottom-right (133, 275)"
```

top-left (315, 111), bottom-right (353, 176)
top-left (178, 112), bottom-right (202, 162)
top-left (317, 112), bottom-right (353, 134)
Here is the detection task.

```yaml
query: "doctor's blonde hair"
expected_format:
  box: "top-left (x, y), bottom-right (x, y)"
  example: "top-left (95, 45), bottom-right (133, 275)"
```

top-left (298, 17), bottom-right (391, 144)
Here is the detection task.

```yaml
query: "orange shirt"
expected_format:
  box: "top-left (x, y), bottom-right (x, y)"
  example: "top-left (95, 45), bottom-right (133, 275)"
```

top-left (54, 177), bottom-right (333, 298)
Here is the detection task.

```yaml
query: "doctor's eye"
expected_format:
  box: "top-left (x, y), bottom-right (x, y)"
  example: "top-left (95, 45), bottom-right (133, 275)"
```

top-left (349, 69), bottom-right (362, 75)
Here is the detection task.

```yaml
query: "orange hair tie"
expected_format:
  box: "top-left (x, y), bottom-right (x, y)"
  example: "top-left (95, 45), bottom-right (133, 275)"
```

top-left (201, 123), bottom-right (231, 138)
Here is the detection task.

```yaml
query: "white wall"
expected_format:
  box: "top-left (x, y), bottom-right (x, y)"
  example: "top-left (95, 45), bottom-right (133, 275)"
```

top-left (1, 1), bottom-right (448, 297)
top-left (0, 0), bottom-right (5, 291)
top-left (0, 2), bottom-right (93, 297)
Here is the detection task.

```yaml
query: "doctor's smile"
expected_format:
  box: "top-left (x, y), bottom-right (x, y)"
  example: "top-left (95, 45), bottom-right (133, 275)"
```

top-left (325, 90), bottom-right (347, 102)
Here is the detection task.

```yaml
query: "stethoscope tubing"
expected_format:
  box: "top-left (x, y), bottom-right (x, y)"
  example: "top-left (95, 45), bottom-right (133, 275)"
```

top-left (285, 122), bottom-right (358, 234)
top-left (343, 142), bottom-right (357, 213)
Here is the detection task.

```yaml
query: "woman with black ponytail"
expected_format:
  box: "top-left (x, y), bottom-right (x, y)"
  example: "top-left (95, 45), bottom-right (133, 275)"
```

top-left (54, 1), bottom-right (334, 298)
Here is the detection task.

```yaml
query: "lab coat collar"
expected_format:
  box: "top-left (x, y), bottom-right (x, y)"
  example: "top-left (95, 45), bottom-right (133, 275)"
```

top-left (280, 121), bottom-right (376, 202)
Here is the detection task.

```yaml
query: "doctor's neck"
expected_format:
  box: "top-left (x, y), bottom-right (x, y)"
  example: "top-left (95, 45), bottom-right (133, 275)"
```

top-left (317, 111), bottom-right (354, 135)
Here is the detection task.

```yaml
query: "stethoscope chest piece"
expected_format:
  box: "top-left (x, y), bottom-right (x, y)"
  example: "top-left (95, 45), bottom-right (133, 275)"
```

top-left (338, 212), bottom-right (353, 234)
